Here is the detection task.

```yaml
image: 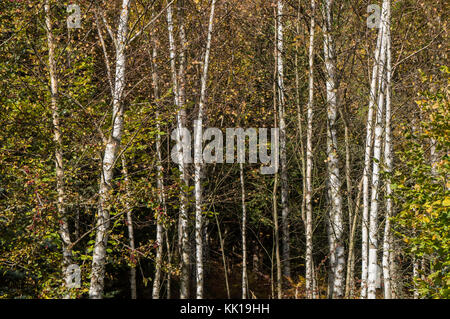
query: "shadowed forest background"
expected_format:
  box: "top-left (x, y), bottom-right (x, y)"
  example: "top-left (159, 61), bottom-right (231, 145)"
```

top-left (0, 0), bottom-right (448, 299)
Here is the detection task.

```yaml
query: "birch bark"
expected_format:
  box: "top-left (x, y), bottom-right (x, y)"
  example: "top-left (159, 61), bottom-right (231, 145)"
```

top-left (44, 1), bottom-right (73, 296)
top-left (166, 1), bottom-right (190, 298)
top-left (322, 0), bottom-right (345, 298)
top-left (276, 0), bottom-right (291, 279)
top-left (194, 0), bottom-right (216, 299)
top-left (305, 0), bottom-right (315, 299)
top-left (361, 0), bottom-right (386, 298)
top-left (89, 0), bottom-right (131, 299)
top-left (272, 16), bottom-right (282, 297)
top-left (151, 31), bottom-right (167, 299)
top-left (368, 0), bottom-right (389, 299)
top-left (382, 6), bottom-right (393, 299)
top-left (240, 163), bottom-right (248, 299)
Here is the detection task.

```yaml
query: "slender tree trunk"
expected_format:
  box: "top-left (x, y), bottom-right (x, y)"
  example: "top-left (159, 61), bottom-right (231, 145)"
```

top-left (214, 213), bottom-right (230, 299)
top-left (361, 1), bottom-right (386, 298)
top-left (413, 256), bottom-right (419, 299)
top-left (276, 0), bottom-right (290, 280)
top-left (166, 2), bottom-right (190, 298)
top-left (340, 109), bottom-right (354, 298)
top-left (305, 0), bottom-right (315, 299)
top-left (346, 178), bottom-right (363, 298)
top-left (151, 30), bottom-right (167, 299)
top-left (44, 1), bottom-right (73, 296)
top-left (193, 0), bottom-right (216, 299)
top-left (272, 23), bottom-right (282, 298)
top-left (295, 0), bottom-right (306, 231)
top-left (89, 0), bottom-right (130, 299)
top-left (382, 9), bottom-right (393, 299)
top-left (121, 156), bottom-right (137, 299)
top-left (368, 0), bottom-right (389, 299)
top-left (322, 0), bottom-right (345, 298)
top-left (165, 230), bottom-right (173, 298)
top-left (240, 163), bottom-right (248, 299)
top-left (273, 171), bottom-right (282, 299)
top-left (179, 0), bottom-right (192, 298)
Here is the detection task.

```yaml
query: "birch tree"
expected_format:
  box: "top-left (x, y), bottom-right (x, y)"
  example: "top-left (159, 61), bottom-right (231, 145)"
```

top-left (305, 0), bottom-right (315, 299)
top-left (322, 0), bottom-right (345, 298)
top-left (89, 0), bottom-right (131, 299)
top-left (368, 0), bottom-right (389, 299)
top-left (151, 29), bottom-right (167, 299)
top-left (382, 5), bottom-right (393, 298)
top-left (166, 0), bottom-right (190, 298)
top-left (44, 0), bottom-right (73, 296)
top-left (194, 0), bottom-right (216, 299)
top-left (273, 12), bottom-right (282, 297)
top-left (240, 163), bottom-right (248, 299)
top-left (276, 0), bottom-right (291, 281)
top-left (361, 0), bottom-right (386, 298)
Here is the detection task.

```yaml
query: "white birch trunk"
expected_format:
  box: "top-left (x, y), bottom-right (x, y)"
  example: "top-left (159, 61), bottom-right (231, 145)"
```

top-left (151, 33), bottom-right (167, 299)
top-left (341, 110), bottom-right (354, 298)
top-left (240, 163), bottom-right (248, 299)
top-left (305, 0), bottom-right (315, 299)
top-left (322, 0), bottom-right (345, 298)
top-left (194, 0), bottom-right (216, 299)
top-left (361, 1), bottom-right (386, 298)
top-left (272, 17), bottom-right (282, 297)
top-left (89, 0), bottom-right (130, 299)
top-left (382, 7), bottom-right (393, 299)
top-left (44, 1), bottom-right (73, 296)
top-left (413, 256), bottom-right (419, 299)
top-left (276, 0), bottom-right (290, 280)
top-left (166, 2), bottom-right (190, 298)
top-left (367, 0), bottom-right (389, 299)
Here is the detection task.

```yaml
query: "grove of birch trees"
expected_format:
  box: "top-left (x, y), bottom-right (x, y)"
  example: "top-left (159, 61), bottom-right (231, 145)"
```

top-left (0, 0), bottom-right (448, 299)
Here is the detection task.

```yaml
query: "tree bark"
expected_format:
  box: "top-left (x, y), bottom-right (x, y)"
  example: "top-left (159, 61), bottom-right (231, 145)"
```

top-left (368, 0), bottom-right (389, 299)
top-left (166, 1), bottom-right (190, 298)
top-left (194, 0), bottom-right (216, 299)
top-left (346, 178), bottom-right (363, 298)
top-left (89, 0), bottom-right (131, 299)
top-left (272, 18), bottom-right (282, 297)
top-left (382, 7), bottom-right (393, 299)
top-left (305, 0), bottom-right (315, 299)
top-left (322, 0), bottom-right (345, 298)
top-left (361, 1), bottom-right (386, 298)
top-left (276, 0), bottom-right (291, 280)
top-left (44, 0), bottom-right (73, 296)
top-left (151, 28), bottom-right (167, 299)
top-left (240, 163), bottom-right (248, 299)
